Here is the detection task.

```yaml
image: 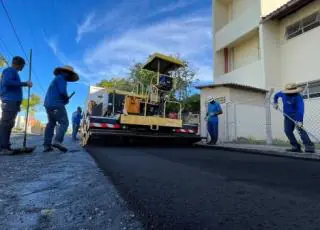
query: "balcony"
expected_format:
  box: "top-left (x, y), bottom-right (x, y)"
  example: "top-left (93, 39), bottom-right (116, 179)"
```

top-left (215, 0), bottom-right (261, 51)
top-left (214, 60), bottom-right (265, 89)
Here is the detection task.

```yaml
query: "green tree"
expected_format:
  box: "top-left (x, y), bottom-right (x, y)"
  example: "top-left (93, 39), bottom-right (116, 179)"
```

top-left (183, 94), bottom-right (200, 113)
top-left (97, 77), bottom-right (133, 91)
top-left (173, 59), bottom-right (198, 103)
top-left (128, 63), bottom-right (155, 90)
top-left (21, 94), bottom-right (41, 113)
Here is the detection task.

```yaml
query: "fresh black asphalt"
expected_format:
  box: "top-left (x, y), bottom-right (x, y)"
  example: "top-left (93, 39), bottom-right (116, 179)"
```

top-left (87, 144), bottom-right (320, 230)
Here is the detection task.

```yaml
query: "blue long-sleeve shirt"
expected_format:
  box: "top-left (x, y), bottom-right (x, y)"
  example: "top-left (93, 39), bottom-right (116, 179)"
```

top-left (273, 91), bottom-right (304, 122)
top-left (44, 74), bottom-right (68, 108)
top-left (72, 111), bottom-right (82, 125)
top-left (0, 67), bottom-right (27, 102)
top-left (207, 101), bottom-right (222, 123)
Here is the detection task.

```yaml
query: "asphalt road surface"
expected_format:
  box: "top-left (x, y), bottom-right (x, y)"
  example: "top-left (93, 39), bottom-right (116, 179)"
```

top-left (87, 144), bottom-right (320, 230)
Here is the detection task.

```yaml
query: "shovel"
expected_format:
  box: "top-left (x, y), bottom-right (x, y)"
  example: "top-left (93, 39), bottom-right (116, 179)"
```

top-left (13, 49), bottom-right (36, 154)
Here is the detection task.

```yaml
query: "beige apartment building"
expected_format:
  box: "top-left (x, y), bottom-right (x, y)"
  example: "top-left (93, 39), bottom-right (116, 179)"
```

top-left (198, 0), bottom-right (320, 142)
top-left (214, 0), bottom-right (320, 92)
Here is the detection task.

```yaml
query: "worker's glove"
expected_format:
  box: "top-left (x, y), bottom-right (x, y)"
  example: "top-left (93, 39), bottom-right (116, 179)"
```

top-left (296, 122), bottom-right (303, 128)
top-left (273, 103), bottom-right (279, 110)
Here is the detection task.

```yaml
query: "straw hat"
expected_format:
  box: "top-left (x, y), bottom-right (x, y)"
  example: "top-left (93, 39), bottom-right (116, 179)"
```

top-left (283, 83), bottom-right (303, 94)
top-left (207, 96), bottom-right (215, 103)
top-left (54, 65), bottom-right (79, 82)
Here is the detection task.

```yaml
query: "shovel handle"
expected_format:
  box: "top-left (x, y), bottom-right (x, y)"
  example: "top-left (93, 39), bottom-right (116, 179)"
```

top-left (68, 92), bottom-right (75, 99)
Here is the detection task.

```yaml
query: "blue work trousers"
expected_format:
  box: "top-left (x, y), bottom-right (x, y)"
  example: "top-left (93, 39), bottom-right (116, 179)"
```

top-left (72, 123), bottom-right (80, 140)
top-left (284, 117), bottom-right (313, 149)
top-left (207, 120), bottom-right (218, 144)
top-left (0, 101), bottom-right (20, 149)
top-left (44, 106), bottom-right (69, 146)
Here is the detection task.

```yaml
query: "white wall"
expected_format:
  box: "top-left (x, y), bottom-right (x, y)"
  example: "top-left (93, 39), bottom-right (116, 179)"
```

top-left (214, 0), bottom-right (229, 32)
top-left (215, 0), bottom-right (261, 51)
top-left (215, 50), bottom-right (226, 77)
top-left (232, 0), bottom-right (257, 19)
top-left (215, 60), bottom-right (265, 89)
top-left (279, 1), bottom-right (320, 84)
top-left (229, 88), bottom-right (266, 104)
top-left (233, 33), bottom-right (260, 70)
top-left (260, 21), bottom-right (281, 89)
top-left (232, 104), bottom-right (267, 140)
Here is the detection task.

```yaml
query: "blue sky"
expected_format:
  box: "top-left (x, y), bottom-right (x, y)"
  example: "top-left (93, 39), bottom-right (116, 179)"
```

top-left (0, 0), bottom-right (213, 122)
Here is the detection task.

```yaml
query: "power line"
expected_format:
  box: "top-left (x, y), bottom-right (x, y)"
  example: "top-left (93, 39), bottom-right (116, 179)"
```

top-left (0, 37), bottom-right (13, 58)
top-left (1, 0), bottom-right (28, 59)
top-left (0, 0), bottom-right (46, 93)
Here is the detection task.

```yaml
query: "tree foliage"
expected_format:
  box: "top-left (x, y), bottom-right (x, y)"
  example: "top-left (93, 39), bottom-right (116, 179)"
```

top-left (128, 63), bottom-right (155, 89)
top-left (183, 94), bottom-right (200, 113)
top-left (21, 94), bottom-right (41, 113)
top-left (97, 77), bottom-right (134, 91)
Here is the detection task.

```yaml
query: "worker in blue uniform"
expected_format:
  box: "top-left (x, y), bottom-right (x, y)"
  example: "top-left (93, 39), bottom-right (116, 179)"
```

top-left (273, 83), bottom-right (315, 153)
top-left (72, 106), bottom-right (82, 141)
top-left (0, 56), bottom-right (33, 155)
top-left (43, 65), bottom-right (79, 152)
top-left (205, 96), bottom-right (223, 145)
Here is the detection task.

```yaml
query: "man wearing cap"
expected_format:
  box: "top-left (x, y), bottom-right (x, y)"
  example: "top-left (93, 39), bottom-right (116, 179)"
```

top-left (0, 56), bottom-right (32, 155)
top-left (205, 96), bottom-right (223, 145)
top-left (43, 65), bottom-right (79, 152)
top-left (273, 83), bottom-right (315, 153)
top-left (72, 106), bottom-right (82, 141)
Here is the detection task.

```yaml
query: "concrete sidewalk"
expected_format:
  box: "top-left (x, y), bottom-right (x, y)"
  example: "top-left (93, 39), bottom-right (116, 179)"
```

top-left (0, 135), bottom-right (143, 230)
top-left (195, 141), bottom-right (320, 161)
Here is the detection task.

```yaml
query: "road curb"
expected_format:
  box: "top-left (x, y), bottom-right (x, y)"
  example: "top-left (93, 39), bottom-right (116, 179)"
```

top-left (194, 142), bottom-right (320, 162)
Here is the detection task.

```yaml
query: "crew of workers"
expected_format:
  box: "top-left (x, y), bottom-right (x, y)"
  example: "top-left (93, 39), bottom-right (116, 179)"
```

top-left (0, 56), bottom-right (318, 155)
top-left (205, 83), bottom-right (315, 153)
top-left (0, 56), bottom-right (82, 155)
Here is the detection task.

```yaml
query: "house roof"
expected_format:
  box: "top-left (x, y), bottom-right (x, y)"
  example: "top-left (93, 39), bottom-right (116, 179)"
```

top-left (195, 83), bottom-right (268, 93)
top-left (261, 0), bottom-right (315, 22)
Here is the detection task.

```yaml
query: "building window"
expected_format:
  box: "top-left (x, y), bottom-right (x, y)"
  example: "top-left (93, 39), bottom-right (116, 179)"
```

top-left (285, 11), bottom-right (320, 40)
top-left (299, 80), bottom-right (320, 99)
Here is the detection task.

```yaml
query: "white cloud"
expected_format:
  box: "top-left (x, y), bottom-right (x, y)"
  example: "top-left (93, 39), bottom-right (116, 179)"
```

top-left (84, 13), bottom-right (213, 81)
top-left (76, 12), bottom-right (96, 43)
top-left (45, 37), bottom-right (107, 84)
top-left (149, 0), bottom-right (197, 16)
top-left (46, 7), bottom-right (213, 84)
top-left (75, 1), bottom-right (149, 43)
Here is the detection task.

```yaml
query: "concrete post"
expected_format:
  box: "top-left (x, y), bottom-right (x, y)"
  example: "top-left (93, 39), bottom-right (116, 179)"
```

top-left (234, 103), bottom-right (237, 142)
top-left (265, 89), bottom-right (274, 145)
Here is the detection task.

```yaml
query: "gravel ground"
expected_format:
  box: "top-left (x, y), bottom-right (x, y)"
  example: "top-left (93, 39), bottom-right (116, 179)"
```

top-left (87, 144), bottom-right (320, 230)
top-left (0, 135), bottom-right (143, 230)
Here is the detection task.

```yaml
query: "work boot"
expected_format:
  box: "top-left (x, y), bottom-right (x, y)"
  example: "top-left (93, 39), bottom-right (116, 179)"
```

top-left (52, 142), bottom-right (68, 153)
top-left (43, 145), bottom-right (54, 153)
top-left (286, 146), bottom-right (302, 153)
top-left (207, 140), bottom-right (216, 145)
top-left (305, 145), bottom-right (315, 153)
top-left (0, 148), bottom-right (13, 155)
